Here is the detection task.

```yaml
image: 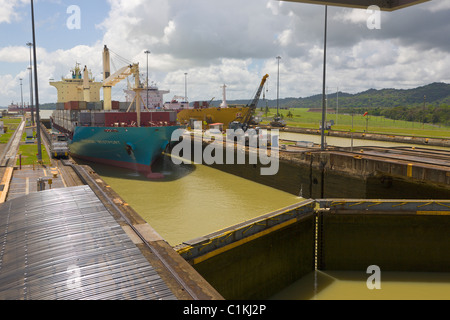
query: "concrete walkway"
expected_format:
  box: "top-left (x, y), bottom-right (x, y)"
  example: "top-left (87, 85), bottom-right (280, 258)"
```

top-left (6, 165), bottom-right (67, 201)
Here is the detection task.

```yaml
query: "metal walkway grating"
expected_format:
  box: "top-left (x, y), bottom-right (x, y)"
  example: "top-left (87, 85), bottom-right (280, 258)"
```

top-left (0, 185), bottom-right (177, 300)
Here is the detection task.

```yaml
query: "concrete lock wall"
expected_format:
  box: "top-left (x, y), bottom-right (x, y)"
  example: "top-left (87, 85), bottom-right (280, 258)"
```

top-left (317, 200), bottom-right (450, 272)
top-left (192, 217), bottom-right (315, 300)
top-left (168, 135), bottom-right (450, 200)
top-left (318, 213), bottom-right (450, 272)
top-left (177, 199), bottom-right (450, 300)
top-left (210, 157), bottom-right (450, 200)
top-left (176, 201), bottom-right (317, 300)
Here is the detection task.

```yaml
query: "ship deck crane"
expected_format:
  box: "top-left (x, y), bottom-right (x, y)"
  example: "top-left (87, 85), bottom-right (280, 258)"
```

top-left (229, 74), bottom-right (269, 131)
top-left (102, 45), bottom-right (145, 126)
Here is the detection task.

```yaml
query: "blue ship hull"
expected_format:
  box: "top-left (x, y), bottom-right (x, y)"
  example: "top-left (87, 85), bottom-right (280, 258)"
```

top-left (68, 125), bottom-right (181, 178)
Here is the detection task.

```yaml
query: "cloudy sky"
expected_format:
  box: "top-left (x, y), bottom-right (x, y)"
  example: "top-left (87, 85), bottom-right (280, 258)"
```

top-left (1, 0), bottom-right (449, 107)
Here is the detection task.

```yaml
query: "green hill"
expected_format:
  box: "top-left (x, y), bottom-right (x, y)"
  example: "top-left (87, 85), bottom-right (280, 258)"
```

top-left (213, 82), bottom-right (450, 125)
top-left (214, 82), bottom-right (449, 109)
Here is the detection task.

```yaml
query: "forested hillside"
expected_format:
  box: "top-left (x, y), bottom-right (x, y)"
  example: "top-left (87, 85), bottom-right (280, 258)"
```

top-left (217, 82), bottom-right (450, 126)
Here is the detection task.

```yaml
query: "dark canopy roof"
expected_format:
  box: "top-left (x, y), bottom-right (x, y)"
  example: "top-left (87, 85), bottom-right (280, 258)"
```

top-left (281, 0), bottom-right (430, 11)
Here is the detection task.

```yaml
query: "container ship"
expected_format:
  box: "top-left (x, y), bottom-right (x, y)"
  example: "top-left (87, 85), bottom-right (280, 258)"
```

top-left (50, 46), bottom-right (181, 178)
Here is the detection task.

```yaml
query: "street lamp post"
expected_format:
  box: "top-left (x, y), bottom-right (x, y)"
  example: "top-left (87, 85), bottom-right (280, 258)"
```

top-left (423, 95), bottom-right (426, 129)
top-left (31, 0), bottom-right (42, 161)
top-left (144, 50), bottom-right (150, 109)
top-left (19, 78), bottom-right (24, 114)
top-left (184, 73), bottom-right (188, 103)
top-left (26, 42), bottom-right (34, 125)
top-left (336, 87), bottom-right (339, 126)
top-left (276, 56), bottom-right (281, 117)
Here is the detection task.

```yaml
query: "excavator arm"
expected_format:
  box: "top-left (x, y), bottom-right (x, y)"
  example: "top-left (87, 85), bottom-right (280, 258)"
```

top-left (241, 74), bottom-right (269, 127)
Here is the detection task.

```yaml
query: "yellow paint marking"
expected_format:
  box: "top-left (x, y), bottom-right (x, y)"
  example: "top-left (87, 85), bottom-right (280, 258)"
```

top-left (0, 167), bottom-right (14, 204)
top-left (417, 211), bottom-right (450, 216)
top-left (407, 163), bottom-right (413, 177)
top-left (59, 167), bottom-right (68, 187)
top-left (191, 218), bottom-right (298, 265)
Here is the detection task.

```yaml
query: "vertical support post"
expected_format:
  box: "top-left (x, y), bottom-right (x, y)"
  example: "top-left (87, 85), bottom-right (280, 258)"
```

top-left (184, 73), bottom-right (188, 104)
top-left (320, 5), bottom-right (328, 151)
top-left (276, 56), bottom-right (281, 117)
top-left (31, 0), bottom-right (42, 162)
top-left (27, 42), bottom-right (35, 126)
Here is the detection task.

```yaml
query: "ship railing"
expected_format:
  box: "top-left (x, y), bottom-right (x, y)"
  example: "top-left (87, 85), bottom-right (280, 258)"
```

top-left (108, 121), bottom-right (176, 128)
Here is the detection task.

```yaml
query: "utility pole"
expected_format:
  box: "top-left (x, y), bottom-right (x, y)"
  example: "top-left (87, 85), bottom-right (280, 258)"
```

top-left (351, 110), bottom-right (354, 152)
top-left (27, 42), bottom-right (34, 125)
top-left (184, 72), bottom-right (188, 103)
top-left (320, 5), bottom-right (328, 151)
top-left (366, 114), bottom-right (369, 133)
top-left (31, 0), bottom-right (42, 161)
top-left (19, 78), bottom-right (24, 115)
top-left (276, 56), bottom-right (281, 117)
top-left (423, 95), bottom-right (426, 129)
top-left (336, 87), bottom-right (339, 125)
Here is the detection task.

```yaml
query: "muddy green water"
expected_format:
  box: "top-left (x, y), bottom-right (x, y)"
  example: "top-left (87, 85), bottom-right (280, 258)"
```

top-left (270, 270), bottom-right (450, 300)
top-left (79, 132), bottom-right (450, 300)
top-left (87, 157), bottom-right (302, 246)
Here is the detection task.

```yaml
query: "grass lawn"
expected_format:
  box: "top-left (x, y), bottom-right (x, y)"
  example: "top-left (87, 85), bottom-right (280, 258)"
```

top-left (0, 117), bottom-right (22, 144)
top-left (17, 144), bottom-right (51, 166)
top-left (0, 117), bottom-right (50, 166)
top-left (259, 108), bottom-right (450, 139)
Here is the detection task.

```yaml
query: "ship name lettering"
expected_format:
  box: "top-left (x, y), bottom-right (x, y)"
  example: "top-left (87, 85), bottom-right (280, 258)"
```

top-left (83, 139), bottom-right (120, 145)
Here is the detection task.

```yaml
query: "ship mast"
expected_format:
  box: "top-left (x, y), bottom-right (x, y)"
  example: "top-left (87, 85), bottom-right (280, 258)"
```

top-left (102, 45), bottom-right (143, 126)
top-left (133, 64), bottom-right (142, 127)
top-left (83, 66), bottom-right (91, 102)
top-left (103, 45), bottom-right (112, 110)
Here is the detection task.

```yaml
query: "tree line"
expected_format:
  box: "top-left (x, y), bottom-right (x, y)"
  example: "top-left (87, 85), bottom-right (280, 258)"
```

top-left (339, 105), bottom-right (450, 126)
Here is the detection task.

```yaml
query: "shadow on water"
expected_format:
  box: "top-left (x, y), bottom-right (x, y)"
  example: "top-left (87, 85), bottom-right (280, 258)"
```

top-left (74, 154), bottom-right (196, 182)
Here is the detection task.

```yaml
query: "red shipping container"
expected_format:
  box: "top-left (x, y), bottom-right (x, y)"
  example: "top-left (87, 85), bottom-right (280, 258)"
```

top-left (65, 101), bottom-right (79, 110)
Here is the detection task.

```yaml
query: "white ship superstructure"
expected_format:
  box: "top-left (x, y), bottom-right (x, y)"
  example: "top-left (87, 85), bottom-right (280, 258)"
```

top-left (124, 82), bottom-right (169, 110)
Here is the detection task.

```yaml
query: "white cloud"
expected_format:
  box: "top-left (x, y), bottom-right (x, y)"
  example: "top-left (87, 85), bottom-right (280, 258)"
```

top-left (0, 0), bottom-right (27, 24)
top-left (1, 0), bottom-right (449, 106)
top-left (0, 74), bottom-right (17, 103)
top-left (278, 29), bottom-right (293, 47)
top-left (333, 8), bottom-right (368, 24)
top-left (425, 0), bottom-right (450, 13)
top-left (0, 46), bottom-right (31, 63)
